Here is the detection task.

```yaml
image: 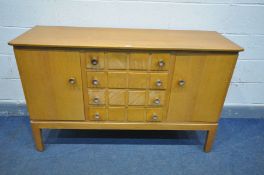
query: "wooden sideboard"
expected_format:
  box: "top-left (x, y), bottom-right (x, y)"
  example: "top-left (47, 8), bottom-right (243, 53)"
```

top-left (9, 26), bottom-right (243, 152)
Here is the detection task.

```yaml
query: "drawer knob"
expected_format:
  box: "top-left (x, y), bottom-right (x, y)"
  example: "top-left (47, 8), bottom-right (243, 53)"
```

top-left (178, 80), bottom-right (185, 87)
top-left (91, 58), bottom-right (98, 65)
top-left (156, 80), bottom-right (162, 87)
top-left (158, 60), bottom-right (165, 67)
top-left (68, 77), bottom-right (76, 85)
top-left (92, 79), bottom-right (99, 85)
top-left (152, 114), bottom-right (158, 121)
top-left (153, 98), bottom-right (160, 105)
top-left (94, 112), bottom-right (100, 120)
top-left (93, 97), bottom-right (100, 104)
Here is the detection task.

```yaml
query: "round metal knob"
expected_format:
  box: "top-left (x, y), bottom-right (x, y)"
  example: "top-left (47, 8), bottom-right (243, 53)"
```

top-left (153, 98), bottom-right (160, 105)
top-left (93, 97), bottom-right (100, 104)
top-left (178, 80), bottom-right (185, 87)
top-left (92, 79), bottom-right (99, 85)
top-left (158, 60), bottom-right (165, 67)
top-left (91, 58), bottom-right (98, 65)
top-left (156, 80), bottom-right (162, 87)
top-left (94, 112), bottom-right (100, 120)
top-left (152, 114), bottom-right (158, 121)
top-left (68, 77), bottom-right (76, 85)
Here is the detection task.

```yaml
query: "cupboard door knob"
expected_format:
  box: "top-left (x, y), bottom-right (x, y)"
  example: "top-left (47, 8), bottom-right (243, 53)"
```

top-left (178, 80), bottom-right (185, 87)
top-left (152, 114), bottom-right (158, 121)
top-left (91, 58), bottom-right (98, 65)
top-left (94, 112), bottom-right (100, 120)
top-left (158, 60), bottom-right (165, 67)
top-left (153, 98), bottom-right (160, 105)
top-left (93, 97), bottom-right (100, 104)
top-left (68, 77), bottom-right (76, 85)
top-left (92, 79), bottom-right (99, 85)
top-left (156, 80), bottom-right (162, 87)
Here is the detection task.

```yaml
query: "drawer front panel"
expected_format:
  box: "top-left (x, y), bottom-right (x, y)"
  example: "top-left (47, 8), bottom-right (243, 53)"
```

top-left (128, 91), bottom-right (146, 106)
top-left (108, 72), bottom-right (127, 88)
top-left (108, 107), bottom-right (126, 121)
top-left (150, 73), bottom-right (168, 89)
top-left (88, 107), bottom-right (107, 121)
top-left (127, 108), bottom-right (146, 122)
top-left (108, 90), bottom-right (126, 105)
top-left (88, 90), bottom-right (106, 105)
top-left (148, 91), bottom-right (165, 106)
top-left (85, 52), bottom-right (105, 69)
top-left (146, 108), bottom-right (163, 122)
top-left (107, 52), bottom-right (128, 70)
top-left (83, 51), bottom-right (172, 122)
top-left (129, 53), bottom-right (149, 70)
top-left (128, 73), bottom-right (149, 89)
top-left (150, 53), bottom-right (170, 71)
top-left (87, 72), bottom-right (107, 88)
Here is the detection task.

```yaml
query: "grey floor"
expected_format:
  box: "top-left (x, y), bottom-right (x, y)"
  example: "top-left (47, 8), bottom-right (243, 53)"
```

top-left (0, 117), bottom-right (263, 175)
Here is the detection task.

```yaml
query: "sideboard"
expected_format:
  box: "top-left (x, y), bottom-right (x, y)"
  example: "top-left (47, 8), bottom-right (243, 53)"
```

top-left (9, 26), bottom-right (243, 152)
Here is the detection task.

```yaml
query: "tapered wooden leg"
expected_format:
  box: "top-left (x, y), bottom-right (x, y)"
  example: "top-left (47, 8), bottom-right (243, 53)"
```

top-left (204, 125), bottom-right (218, 153)
top-left (31, 123), bottom-right (44, 152)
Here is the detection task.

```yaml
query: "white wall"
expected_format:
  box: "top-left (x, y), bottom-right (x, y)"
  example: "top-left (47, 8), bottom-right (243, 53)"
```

top-left (0, 0), bottom-right (264, 106)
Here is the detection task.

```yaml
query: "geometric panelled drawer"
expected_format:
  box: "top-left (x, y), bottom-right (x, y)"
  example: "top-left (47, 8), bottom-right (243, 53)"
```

top-left (9, 26), bottom-right (243, 152)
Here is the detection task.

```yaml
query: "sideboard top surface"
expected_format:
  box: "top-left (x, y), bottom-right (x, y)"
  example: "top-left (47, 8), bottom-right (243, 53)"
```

top-left (9, 26), bottom-right (243, 52)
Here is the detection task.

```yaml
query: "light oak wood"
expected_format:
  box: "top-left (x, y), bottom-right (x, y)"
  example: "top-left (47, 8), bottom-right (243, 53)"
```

top-left (108, 90), bottom-right (126, 105)
top-left (14, 48), bottom-right (85, 121)
top-left (88, 107), bottom-right (107, 121)
top-left (86, 71), bottom-right (107, 88)
top-left (204, 125), bottom-right (218, 152)
top-left (167, 53), bottom-right (238, 122)
top-left (31, 123), bottom-right (44, 151)
top-left (107, 52), bottom-right (128, 70)
top-left (108, 72), bottom-right (127, 88)
top-left (150, 73), bottom-right (168, 89)
top-left (127, 108), bottom-right (146, 122)
top-left (128, 91), bottom-right (146, 106)
top-left (128, 73), bottom-right (149, 89)
top-left (10, 27), bottom-right (243, 152)
top-left (84, 51), bottom-right (105, 69)
top-left (150, 53), bottom-right (170, 71)
top-left (9, 26), bottom-right (243, 51)
top-left (108, 107), bottom-right (126, 121)
top-left (88, 90), bottom-right (106, 105)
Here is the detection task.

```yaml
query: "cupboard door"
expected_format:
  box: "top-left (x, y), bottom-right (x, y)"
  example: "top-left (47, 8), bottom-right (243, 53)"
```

top-left (167, 53), bottom-right (238, 122)
top-left (14, 49), bottom-right (85, 121)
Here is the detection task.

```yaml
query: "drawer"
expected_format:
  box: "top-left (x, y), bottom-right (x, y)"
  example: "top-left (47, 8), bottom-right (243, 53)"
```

top-left (108, 72), bottom-right (127, 88)
top-left (129, 53), bottom-right (149, 70)
top-left (150, 53), bottom-right (170, 71)
top-left (128, 91), bottom-right (146, 106)
top-left (127, 107), bottom-right (146, 122)
top-left (88, 90), bottom-right (106, 105)
top-left (148, 91), bottom-right (165, 106)
top-left (108, 89), bottom-right (126, 105)
top-left (88, 107), bottom-right (107, 121)
top-left (85, 52), bottom-right (105, 69)
top-left (146, 108), bottom-right (163, 122)
top-left (128, 73), bottom-right (149, 89)
top-left (108, 107), bottom-right (126, 121)
top-left (87, 72), bottom-right (107, 88)
top-left (107, 52), bottom-right (128, 70)
top-left (150, 73), bottom-right (168, 89)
